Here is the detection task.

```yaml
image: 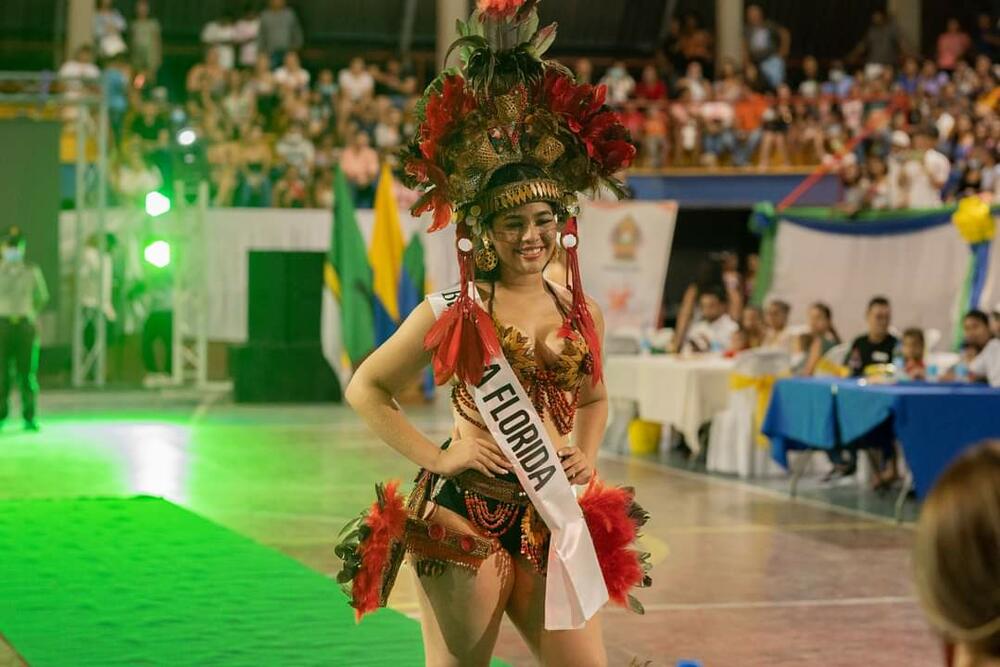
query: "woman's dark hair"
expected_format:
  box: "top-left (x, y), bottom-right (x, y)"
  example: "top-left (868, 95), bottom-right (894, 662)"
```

top-left (914, 440), bottom-right (1000, 658)
top-left (476, 163), bottom-right (559, 283)
top-left (811, 301), bottom-right (841, 343)
top-left (693, 259), bottom-right (724, 293)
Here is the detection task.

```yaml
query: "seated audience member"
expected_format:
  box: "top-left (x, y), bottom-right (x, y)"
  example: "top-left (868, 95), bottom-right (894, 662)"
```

top-left (900, 327), bottom-right (927, 380)
top-left (831, 296), bottom-right (899, 483)
top-left (599, 60), bottom-right (636, 105)
top-left (762, 299), bottom-right (792, 351)
top-left (634, 64), bottom-right (667, 103)
top-left (946, 310), bottom-right (997, 383)
top-left (275, 123), bottom-right (315, 173)
top-left (272, 164), bottom-right (308, 208)
top-left (235, 124), bottom-right (273, 207)
top-left (724, 328), bottom-right (750, 358)
top-left (913, 441), bottom-right (1000, 667)
top-left (740, 305), bottom-right (765, 348)
top-left (685, 290), bottom-right (739, 352)
top-left (965, 310), bottom-right (1000, 387)
top-left (340, 130), bottom-right (379, 208)
top-left (273, 50), bottom-right (310, 95)
top-left (338, 57), bottom-right (375, 103)
top-left (901, 126), bottom-right (950, 208)
top-left (845, 296), bottom-right (898, 376)
top-left (801, 302), bottom-right (841, 376)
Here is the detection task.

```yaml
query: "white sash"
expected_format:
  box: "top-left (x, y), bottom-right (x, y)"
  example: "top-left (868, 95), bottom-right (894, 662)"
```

top-left (427, 285), bottom-right (608, 630)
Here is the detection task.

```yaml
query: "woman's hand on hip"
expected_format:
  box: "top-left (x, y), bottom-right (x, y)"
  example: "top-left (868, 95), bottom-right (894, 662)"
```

top-left (558, 446), bottom-right (594, 485)
top-left (433, 436), bottom-right (512, 478)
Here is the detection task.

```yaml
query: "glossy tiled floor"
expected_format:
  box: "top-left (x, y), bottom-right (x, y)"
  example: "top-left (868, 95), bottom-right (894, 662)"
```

top-left (0, 390), bottom-right (938, 666)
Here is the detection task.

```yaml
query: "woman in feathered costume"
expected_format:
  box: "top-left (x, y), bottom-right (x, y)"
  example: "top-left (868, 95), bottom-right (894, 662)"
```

top-left (337, 2), bottom-right (650, 664)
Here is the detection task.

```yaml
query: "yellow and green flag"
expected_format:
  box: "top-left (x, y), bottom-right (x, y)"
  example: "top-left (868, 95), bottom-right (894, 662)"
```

top-left (321, 166), bottom-right (374, 388)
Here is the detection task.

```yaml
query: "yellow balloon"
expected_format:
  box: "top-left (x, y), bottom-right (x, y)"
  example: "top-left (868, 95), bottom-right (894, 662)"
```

top-left (952, 195), bottom-right (995, 244)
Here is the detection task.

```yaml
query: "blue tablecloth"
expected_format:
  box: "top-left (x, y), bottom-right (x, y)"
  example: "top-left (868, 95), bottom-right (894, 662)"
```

top-left (837, 382), bottom-right (1000, 496)
top-left (762, 377), bottom-right (845, 466)
top-left (764, 378), bottom-right (1000, 497)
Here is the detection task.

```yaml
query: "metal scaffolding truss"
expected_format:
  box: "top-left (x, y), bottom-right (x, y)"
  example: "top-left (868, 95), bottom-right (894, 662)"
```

top-left (169, 181), bottom-right (209, 388)
top-left (0, 71), bottom-right (111, 388)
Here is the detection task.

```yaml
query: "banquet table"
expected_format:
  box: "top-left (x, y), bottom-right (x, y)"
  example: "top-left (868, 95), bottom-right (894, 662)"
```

top-left (763, 377), bottom-right (1000, 499)
top-left (604, 354), bottom-right (735, 454)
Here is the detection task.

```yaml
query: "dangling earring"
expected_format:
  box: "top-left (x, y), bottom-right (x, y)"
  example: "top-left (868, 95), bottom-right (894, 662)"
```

top-left (475, 238), bottom-right (498, 272)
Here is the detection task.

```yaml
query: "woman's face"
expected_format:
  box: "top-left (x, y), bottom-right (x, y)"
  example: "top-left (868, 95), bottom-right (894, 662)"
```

top-left (741, 307), bottom-right (762, 331)
top-left (486, 201), bottom-right (558, 277)
top-left (808, 306), bottom-right (829, 335)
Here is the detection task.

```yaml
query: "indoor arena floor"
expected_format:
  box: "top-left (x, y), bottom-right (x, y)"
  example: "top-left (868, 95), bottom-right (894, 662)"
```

top-left (0, 390), bottom-right (938, 667)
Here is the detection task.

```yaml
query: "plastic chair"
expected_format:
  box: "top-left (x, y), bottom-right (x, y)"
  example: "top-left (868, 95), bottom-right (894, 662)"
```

top-left (924, 328), bottom-right (942, 352)
top-left (814, 342), bottom-right (851, 377)
top-left (707, 349), bottom-right (790, 478)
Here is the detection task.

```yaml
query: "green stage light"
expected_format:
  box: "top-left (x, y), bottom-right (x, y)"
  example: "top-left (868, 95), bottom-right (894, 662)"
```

top-left (144, 240), bottom-right (171, 268)
top-left (145, 191), bottom-right (171, 217)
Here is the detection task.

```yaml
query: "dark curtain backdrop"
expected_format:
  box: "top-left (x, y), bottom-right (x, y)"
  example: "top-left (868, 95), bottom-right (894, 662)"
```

top-left (0, 120), bottom-right (61, 314)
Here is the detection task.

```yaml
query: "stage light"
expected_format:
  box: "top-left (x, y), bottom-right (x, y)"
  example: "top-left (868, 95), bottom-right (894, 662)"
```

top-left (145, 191), bottom-right (171, 217)
top-left (177, 127), bottom-right (197, 147)
top-left (144, 240), bottom-right (171, 268)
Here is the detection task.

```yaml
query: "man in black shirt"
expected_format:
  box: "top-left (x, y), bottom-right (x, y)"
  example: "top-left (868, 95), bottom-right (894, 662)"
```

top-left (844, 296), bottom-right (898, 376)
top-left (826, 296), bottom-right (899, 482)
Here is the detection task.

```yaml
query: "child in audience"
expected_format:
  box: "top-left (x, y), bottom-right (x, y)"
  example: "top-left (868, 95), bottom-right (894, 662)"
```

top-left (900, 328), bottom-right (926, 380)
top-left (724, 328), bottom-right (750, 358)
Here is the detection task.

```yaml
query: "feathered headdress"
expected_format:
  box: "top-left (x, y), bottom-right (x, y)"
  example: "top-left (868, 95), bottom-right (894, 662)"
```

top-left (403, 0), bottom-right (635, 387)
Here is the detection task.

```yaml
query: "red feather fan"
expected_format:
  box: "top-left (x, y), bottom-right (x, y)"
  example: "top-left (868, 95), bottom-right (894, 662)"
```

top-left (351, 480), bottom-right (408, 620)
top-left (579, 478), bottom-right (644, 607)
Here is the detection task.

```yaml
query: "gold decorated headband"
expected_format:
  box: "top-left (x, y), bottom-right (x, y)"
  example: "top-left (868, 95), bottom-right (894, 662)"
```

top-left (474, 179), bottom-right (565, 219)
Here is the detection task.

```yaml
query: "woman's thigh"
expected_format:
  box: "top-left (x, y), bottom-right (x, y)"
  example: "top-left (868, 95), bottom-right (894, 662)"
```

top-left (504, 555), bottom-right (607, 667)
top-left (413, 503), bottom-right (514, 667)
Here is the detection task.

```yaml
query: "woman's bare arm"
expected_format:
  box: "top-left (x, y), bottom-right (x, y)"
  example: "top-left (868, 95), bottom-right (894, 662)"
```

top-left (573, 297), bottom-right (609, 467)
top-left (672, 283), bottom-right (698, 352)
top-left (344, 300), bottom-right (444, 472)
top-left (802, 335), bottom-right (823, 376)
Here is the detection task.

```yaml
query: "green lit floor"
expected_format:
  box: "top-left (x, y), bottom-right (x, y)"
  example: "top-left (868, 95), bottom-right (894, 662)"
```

top-left (0, 390), bottom-right (937, 666)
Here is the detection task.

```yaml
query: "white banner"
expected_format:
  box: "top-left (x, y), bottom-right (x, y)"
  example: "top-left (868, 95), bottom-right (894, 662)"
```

top-left (427, 285), bottom-right (608, 630)
top-left (57, 208), bottom-right (458, 344)
top-left (576, 199), bottom-right (678, 335)
top-left (768, 221), bottom-right (969, 349)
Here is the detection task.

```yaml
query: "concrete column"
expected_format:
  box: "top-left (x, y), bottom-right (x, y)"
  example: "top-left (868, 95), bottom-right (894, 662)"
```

top-left (888, 0), bottom-right (921, 56)
top-left (716, 0), bottom-right (744, 67)
top-left (437, 0), bottom-right (468, 71)
top-left (66, 0), bottom-right (96, 61)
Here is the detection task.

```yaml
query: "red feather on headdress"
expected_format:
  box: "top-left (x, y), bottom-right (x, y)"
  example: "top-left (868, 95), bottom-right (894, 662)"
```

top-left (423, 223), bottom-right (501, 385)
top-left (558, 217), bottom-right (603, 385)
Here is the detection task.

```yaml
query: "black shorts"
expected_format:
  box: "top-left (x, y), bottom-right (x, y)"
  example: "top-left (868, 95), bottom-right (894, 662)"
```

top-left (432, 439), bottom-right (527, 555)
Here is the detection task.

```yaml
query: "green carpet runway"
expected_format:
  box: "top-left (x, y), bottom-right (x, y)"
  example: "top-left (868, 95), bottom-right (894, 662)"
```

top-left (0, 496), bottom-right (500, 666)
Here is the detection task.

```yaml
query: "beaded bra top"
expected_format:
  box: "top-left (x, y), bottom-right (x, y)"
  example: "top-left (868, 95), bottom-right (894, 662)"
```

top-left (451, 281), bottom-right (594, 436)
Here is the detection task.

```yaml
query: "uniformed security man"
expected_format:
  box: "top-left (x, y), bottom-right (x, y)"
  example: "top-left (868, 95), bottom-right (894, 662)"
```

top-left (0, 227), bottom-right (49, 432)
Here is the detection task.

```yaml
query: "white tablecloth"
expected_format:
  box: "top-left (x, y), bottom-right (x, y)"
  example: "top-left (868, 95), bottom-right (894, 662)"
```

top-left (605, 354), bottom-right (735, 453)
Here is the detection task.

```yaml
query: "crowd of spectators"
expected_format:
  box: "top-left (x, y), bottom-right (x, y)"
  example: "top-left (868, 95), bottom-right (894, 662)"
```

top-left (590, 6), bottom-right (1000, 211)
top-left (674, 257), bottom-right (1000, 484)
top-left (61, 0), bottom-right (419, 209)
top-left (55, 1), bottom-right (1000, 211)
